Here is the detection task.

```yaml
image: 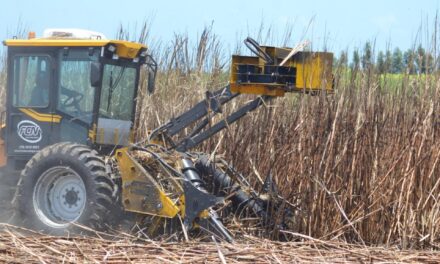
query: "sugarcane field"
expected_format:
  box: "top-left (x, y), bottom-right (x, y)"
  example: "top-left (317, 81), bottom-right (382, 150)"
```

top-left (0, 1), bottom-right (440, 263)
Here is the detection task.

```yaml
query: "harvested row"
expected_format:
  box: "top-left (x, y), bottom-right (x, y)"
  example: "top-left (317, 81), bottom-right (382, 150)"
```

top-left (1, 225), bottom-right (439, 263)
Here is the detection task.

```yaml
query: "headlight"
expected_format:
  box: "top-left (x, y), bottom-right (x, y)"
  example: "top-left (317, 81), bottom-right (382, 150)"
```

top-left (107, 44), bottom-right (116, 53)
top-left (138, 48), bottom-right (148, 57)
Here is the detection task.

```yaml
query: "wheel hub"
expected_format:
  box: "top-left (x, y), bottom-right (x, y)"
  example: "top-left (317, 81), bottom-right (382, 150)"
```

top-left (33, 166), bottom-right (86, 228)
top-left (64, 187), bottom-right (80, 207)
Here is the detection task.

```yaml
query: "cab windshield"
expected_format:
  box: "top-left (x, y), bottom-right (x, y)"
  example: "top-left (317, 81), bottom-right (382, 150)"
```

top-left (99, 64), bottom-right (137, 121)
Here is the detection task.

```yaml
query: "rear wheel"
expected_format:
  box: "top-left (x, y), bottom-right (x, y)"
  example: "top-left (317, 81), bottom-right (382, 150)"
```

top-left (16, 142), bottom-right (116, 234)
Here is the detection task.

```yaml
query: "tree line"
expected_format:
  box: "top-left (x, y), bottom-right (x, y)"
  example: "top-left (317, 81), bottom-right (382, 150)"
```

top-left (335, 42), bottom-right (436, 74)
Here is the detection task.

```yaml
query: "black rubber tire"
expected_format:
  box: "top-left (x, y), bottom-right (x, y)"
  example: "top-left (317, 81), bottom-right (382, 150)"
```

top-left (15, 142), bottom-right (116, 235)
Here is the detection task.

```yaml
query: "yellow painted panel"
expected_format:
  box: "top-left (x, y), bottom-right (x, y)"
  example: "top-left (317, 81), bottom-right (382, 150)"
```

top-left (88, 124), bottom-right (97, 143)
top-left (229, 51), bottom-right (333, 94)
top-left (19, 108), bottom-right (62, 123)
top-left (4, 39), bottom-right (110, 47)
top-left (114, 148), bottom-right (180, 218)
top-left (4, 39), bottom-right (147, 59)
top-left (291, 52), bottom-right (333, 91)
top-left (111, 40), bottom-right (146, 59)
top-left (230, 84), bottom-right (285, 96)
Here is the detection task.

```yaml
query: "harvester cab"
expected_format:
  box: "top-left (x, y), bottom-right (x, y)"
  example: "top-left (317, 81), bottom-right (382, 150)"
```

top-left (0, 29), bottom-right (332, 242)
top-left (1, 29), bottom-right (155, 165)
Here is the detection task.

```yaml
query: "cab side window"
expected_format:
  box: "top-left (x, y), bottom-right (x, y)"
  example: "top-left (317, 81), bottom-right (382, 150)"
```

top-left (13, 56), bottom-right (50, 108)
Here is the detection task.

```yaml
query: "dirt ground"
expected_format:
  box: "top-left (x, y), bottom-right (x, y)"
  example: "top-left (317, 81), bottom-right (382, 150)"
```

top-left (0, 225), bottom-right (439, 264)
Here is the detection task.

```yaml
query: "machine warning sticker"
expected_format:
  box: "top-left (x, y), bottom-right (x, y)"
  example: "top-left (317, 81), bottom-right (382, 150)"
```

top-left (17, 120), bottom-right (42, 144)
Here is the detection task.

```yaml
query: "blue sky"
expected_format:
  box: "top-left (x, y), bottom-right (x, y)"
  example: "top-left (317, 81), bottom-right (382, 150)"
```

top-left (2, 0), bottom-right (439, 55)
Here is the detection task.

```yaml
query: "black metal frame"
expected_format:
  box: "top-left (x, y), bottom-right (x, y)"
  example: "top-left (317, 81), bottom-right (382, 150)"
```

top-left (150, 85), bottom-right (272, 152)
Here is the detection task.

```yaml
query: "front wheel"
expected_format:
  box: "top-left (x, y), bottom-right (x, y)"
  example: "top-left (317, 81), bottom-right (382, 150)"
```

top-left (16, 142), bottom-right (116, 235)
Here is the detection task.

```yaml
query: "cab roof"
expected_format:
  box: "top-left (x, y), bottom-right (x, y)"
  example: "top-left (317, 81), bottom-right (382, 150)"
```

top-left (3, 38), bottom-right (147, 59)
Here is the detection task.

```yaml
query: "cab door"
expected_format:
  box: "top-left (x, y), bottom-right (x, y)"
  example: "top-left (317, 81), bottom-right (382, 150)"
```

top-left (55, 48), bottom-right (100, 145)
top-left (6, 52), bottom-right (59, 158)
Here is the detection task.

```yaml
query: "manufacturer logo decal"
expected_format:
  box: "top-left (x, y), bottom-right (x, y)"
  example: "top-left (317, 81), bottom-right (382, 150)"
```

top-left (17, 120), bottom-right (42, 143)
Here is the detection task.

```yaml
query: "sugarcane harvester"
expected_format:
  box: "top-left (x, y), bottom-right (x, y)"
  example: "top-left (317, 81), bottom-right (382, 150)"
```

top-left (0, 29), bottom-right (333, 242)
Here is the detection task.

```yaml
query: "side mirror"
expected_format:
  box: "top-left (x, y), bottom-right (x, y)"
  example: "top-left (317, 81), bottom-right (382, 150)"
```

top-left (147, 69), bottom-right (156, 94)
top-left (146, 55), bottom-right (157, 94)
top-left (90, 62), bottom-right (102, 87)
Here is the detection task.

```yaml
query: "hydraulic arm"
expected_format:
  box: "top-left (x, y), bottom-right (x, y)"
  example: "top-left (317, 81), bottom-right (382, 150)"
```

top-left (149, 85), bottom-right (270, 152)
top-left (149, 38), bottom-right (333, 152)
